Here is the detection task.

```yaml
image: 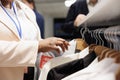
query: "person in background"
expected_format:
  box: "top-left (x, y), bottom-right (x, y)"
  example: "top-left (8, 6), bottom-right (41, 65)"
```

top-left (0, 0), bottom-right (69, 80)
top-left (22, 0), bottom-right (44, 38)
top-left (62, 0), bottom-right (99, 39)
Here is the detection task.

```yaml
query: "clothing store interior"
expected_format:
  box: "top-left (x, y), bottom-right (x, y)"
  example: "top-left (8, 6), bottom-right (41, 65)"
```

top-left (36, 0), bottom-right (120, 80)
top-left (0, 0), bottom-right (120, 80)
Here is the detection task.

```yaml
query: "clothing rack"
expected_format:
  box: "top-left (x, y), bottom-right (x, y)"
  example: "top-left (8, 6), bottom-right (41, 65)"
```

top-left (77, 0), bottom-right (120, 51)
top-left (91, 26), bottom-right (120, 51)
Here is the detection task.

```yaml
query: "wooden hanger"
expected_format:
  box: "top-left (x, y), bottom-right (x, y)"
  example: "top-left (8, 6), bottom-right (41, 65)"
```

top-left (94, 45), bottom-right (120, 61)
top-left (75, 38), bottom-right (88, 51)
top-left (94, 45), bottom-right (108, 56)
top-left (116, 66), bottom-right (120, 80)
top-left (89, 44), bottom-right (97, 53)
top-left (108, 52), bottom-right (120, 58)
top-left (114, 54), bottom-right (120, 63)
top-left (98, 48), bottom-right (110, 61)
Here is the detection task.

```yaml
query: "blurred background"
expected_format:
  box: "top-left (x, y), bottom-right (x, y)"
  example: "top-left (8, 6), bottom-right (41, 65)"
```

top-left (34, 0), bottom-right (75, 39)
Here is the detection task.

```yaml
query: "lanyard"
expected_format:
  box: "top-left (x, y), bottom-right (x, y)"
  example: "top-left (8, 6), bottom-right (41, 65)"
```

top-left (0, 2), bottom-right (22, 38)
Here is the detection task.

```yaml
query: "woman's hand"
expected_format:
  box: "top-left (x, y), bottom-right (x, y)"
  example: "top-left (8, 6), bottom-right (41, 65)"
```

top-left (38, 37), bottom-right (70, 53)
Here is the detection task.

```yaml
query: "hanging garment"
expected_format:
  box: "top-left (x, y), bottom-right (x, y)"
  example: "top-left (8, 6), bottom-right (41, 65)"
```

top-left (38, 47), bottom-right (89, 80)
top-left (36, 39), bottom-right (76, 80)
top-left (92, 63), bottom-right (119, 80)
top-left (91, 73), bottom-right (115, 80)
top-left (47, 51), bottom-right (97, 80)
top-left (62, 58), bottom-right (115, 80)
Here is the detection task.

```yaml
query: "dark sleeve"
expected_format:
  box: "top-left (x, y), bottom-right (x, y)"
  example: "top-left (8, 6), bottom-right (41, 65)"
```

top-left (62, 0), bottom-right (89, 34)
top-left (62, 4), bottom-right (77, 33)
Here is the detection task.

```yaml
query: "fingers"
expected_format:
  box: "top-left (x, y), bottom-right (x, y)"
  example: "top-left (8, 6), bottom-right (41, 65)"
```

top-left (50, 46), bottom-right (61, 54)
top-left (56, 41), bottom-right (66, 52)
top-left (49, 42), bottom-right (69, 54)
top-left (53, 38), bottom-right (70, 52)
top-left (58, 41), bottom-right (69, 52)
top-left (63, 41), bottom-right (70, 50)
top-left (38, 37), bottom-right (70, 53)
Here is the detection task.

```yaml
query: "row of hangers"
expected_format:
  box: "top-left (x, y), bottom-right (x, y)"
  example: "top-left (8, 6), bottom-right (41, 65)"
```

top-left (76, 0), bottom-right (120, 51)
top-left (79, 25), bottom-right (120, 51)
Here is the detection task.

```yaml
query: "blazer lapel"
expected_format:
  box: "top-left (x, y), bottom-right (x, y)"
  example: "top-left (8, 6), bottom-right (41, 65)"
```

top-left (16, 0), bottom-right (41, 40)
top-left (0, 7), bottom-right (20, 39)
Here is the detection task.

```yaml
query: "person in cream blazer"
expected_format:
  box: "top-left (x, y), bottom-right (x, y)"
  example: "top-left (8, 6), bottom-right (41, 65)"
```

top-left (0, 0), bottom-right (69, 80)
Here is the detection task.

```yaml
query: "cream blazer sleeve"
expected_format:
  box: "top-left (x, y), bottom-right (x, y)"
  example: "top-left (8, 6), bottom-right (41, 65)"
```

top-left (0, 0), bottom-right (40, 67)
top-left (0, 40), bottom-right (38, 67)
